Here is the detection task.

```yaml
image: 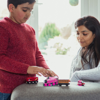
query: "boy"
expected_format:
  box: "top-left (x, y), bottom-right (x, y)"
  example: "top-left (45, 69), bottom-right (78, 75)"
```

top-left (0, 0), bottom-right (57, 99)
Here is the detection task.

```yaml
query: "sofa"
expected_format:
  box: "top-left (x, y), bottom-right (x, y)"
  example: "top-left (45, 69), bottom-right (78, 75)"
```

top-left (11, 82), bottom-right (100, 100)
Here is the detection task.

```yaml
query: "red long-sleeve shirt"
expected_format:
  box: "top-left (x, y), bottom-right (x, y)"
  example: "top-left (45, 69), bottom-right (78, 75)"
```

top-left (0, 17), bottom-right (49, 93)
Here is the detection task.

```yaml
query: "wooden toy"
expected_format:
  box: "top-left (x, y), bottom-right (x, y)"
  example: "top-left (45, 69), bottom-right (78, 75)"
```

top-left (58, 79), bottom-right (70, 86)
top-left (26, 77), bottom-right (38, 84)
top-left (77, 80), bottom-right (85, 86)
top-left (43, 77), bottom-right (58, 86)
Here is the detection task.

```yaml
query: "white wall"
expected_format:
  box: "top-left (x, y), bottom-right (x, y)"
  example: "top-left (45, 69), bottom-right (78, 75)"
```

top-left (81, 0), bottom-right (100, 21)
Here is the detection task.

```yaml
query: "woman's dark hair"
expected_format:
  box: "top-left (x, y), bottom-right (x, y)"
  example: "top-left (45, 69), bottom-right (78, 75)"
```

top-left (75, 16), bottom-right (100, 68)
top-left (7, 0), bottom-right (36, 8)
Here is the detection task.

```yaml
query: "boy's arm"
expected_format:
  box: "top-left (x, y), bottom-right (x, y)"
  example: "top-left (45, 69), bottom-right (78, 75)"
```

top-left (0, 27), bottom-right (29, 74)
top-left (35, 41), bottom-right (49, 69)
top-left (26, 26), bottom-right (49, 69)
top-left (30, 27), bottom-right (49, 69)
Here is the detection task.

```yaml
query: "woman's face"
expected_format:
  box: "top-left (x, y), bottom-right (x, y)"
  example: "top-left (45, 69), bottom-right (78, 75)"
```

top-left (76, 25), bottom-right (95, 49)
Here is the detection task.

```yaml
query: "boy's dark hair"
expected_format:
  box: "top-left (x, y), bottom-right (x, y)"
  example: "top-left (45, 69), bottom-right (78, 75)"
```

top-left (7, 0), bottom-right (36, 8)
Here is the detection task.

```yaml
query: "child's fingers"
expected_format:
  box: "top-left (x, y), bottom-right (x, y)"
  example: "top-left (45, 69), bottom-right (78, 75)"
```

top-left (37, 72), bottom-right (42, 76)
top-left (49, 70), bottom-right (58, 77)
top-left (40, 71), bottom-right (50, 77)
top-left (53, 72), bottom-right (58, 77)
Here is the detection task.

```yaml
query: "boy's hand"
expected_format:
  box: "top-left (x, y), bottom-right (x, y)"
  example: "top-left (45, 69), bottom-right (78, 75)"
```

top-left (27, 66), bottom-right (51, 77)
top-left (46, 69), bottom-right (58, 77)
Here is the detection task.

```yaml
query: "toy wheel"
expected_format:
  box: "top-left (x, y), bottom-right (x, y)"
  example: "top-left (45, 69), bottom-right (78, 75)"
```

top-left (66, 84), bottom-right (68, 86)
top-left (44, 83), bottom-right (47, 86)
top-left (27, 82), bottom-right (31, 84)
top-left (29, 82), bottom-right (32, 84)
top-left (32, 81), bottom-right (35, 84)
top-left (55, 82), bottom-right (58, 85)
top-left (48, 84), bottom-right (51, 86)
top-left (52, 83), bottom-right (55, 86)
top-left (34, 81), bottom-right (38, 84)
top-left (66, 83), bottom-right (70, 86)
top-left (59, 84), bottom-right (62, 86)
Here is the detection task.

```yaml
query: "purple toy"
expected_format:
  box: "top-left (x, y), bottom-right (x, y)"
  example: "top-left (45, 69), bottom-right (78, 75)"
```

top-left (43, 77), bottom-right (58, 86)
top-left (77, 80), bottom-right (85, 86)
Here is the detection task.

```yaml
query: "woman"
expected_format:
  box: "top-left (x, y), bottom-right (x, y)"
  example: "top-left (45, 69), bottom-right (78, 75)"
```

top-left (70, 16), bottom-right (100, 82)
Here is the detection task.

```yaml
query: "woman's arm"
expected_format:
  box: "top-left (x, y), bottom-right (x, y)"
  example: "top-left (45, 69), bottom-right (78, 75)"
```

top-left (70, 48), bottom-right (82, 78)
top-left (70, 62), bottom-right (100, 82)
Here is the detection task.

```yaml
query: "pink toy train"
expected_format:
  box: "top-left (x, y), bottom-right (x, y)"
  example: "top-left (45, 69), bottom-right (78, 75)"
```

top-left (77, 80), bottom-right (85, 86)
top-left (43, 77), bottom-right (58, 86)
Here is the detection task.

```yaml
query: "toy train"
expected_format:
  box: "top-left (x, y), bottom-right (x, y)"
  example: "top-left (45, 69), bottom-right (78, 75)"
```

top-left (43, 77), bottom-right (70, 86)
top-left (77, 80), bottom-right (85, 86)
top-left (43, 77), bottom-right (58, 86)
top-left (26, 77), bottom-right (38, 84)
top-left (26, 77), bottom-right (85, 87)
top-left (58, 79), bottom-right (70, 86)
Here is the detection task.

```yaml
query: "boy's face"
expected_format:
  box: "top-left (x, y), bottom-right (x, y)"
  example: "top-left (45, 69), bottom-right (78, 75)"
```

top-left (9, 2), bottom-right (35, 24)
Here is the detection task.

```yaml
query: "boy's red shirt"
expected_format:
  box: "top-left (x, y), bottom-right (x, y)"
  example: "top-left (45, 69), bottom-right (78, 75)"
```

top-left (0, 17), bottom-right (49, 93)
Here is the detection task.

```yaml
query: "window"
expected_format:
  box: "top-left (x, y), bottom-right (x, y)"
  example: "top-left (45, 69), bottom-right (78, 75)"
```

top-left (0, 0), bottom-right (9, 19)
top-left (38, 0), bottom-right (81, 81)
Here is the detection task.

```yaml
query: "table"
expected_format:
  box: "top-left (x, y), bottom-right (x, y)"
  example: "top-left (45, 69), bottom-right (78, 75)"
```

top-left (11, 82), bottom-right (100, 100)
